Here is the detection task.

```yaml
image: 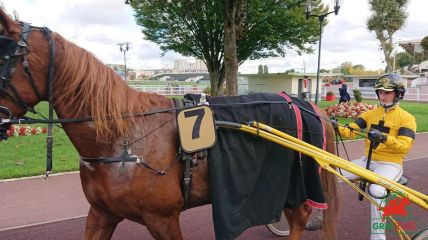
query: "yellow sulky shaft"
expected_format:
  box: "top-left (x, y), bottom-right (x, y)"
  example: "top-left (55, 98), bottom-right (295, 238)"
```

top-left (216, 121), bottom-right (428, 210)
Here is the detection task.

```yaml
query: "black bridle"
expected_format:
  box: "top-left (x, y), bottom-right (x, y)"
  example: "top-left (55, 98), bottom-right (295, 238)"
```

top-left (0, 22), bottom-right (52, 113)
top-left (0, 22), bottom-right (56, 177)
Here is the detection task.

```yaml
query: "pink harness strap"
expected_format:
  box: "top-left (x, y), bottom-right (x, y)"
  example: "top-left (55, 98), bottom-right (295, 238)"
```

top-left (278, 92), bottom-right (302, 141)
top-left (309, 102), bottom-right (326, 151)
top-left (278, 92), bottom-right (328, 209)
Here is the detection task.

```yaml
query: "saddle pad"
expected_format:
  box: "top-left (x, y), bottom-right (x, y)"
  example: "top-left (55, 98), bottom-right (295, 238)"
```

top-left (207, 92), bottom-right (325, 240)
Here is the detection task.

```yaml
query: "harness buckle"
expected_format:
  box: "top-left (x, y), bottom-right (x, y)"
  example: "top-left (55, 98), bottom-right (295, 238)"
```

top-left (17, 40), bottom-right (27, 47)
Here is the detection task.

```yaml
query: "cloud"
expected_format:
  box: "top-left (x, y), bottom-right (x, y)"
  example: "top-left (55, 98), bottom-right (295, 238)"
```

top-left (1, 0), bottom-right (425, 73)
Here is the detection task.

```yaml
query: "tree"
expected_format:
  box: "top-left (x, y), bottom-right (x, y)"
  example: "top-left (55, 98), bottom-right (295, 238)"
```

top-left (340, 61), bottom-right (353, 75)
top-left (129, 0), bottom-right (324, 96)
top-left (263, 65), bottom-right (269, 74)
top-left (395, 52), bottom-right (414, 69)
top-left (258, 64), bottom-right (264, 74)
top-left (367, 0), bottom-right (409, 73)
top-left (421, 36), bottom-right (428, 52)
top-left (285, 69), bottom-right (296, 74)
top-left (352, 64), bottom-right (365, 75)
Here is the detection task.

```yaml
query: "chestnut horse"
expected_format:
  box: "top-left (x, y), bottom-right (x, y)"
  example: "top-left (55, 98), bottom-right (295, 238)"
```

top-left (0, 10), bottom-right (338, 240)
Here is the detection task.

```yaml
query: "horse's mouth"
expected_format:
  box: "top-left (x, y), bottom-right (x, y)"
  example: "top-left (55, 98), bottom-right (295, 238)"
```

top-left (0, 105), bottom-right (12, 119)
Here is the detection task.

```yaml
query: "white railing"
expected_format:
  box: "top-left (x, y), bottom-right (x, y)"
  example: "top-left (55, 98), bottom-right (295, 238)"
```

top-left (130, 85), bottom-right (204, 96)
top-left (322, 86), bottom-right (428, 102)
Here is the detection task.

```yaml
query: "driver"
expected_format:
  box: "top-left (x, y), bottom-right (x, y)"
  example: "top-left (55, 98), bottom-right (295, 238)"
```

top-left (335, 73), bottom-right (416, 240)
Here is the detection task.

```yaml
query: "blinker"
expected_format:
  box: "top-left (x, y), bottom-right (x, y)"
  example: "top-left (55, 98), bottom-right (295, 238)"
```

top-left (0, 35), bottom-right (18, 58)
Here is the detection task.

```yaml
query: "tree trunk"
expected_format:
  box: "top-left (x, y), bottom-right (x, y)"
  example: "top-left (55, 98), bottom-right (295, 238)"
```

top-left (224, 0), bottom-right (238, 96)
top-left (375, 30), bottom-right (393, 73)
top-left (206, 60), bottom-right (226, 96)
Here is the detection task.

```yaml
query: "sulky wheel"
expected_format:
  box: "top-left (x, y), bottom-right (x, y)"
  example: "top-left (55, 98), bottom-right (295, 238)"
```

top-left (412, 228), bottom-right (428, 240)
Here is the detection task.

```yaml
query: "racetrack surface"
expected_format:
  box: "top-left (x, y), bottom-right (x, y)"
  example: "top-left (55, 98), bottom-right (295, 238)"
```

top-left (1, 134), bottom-right (427, 240)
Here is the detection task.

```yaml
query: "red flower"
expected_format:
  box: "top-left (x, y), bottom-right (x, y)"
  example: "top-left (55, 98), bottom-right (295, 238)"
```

top-left (324, 102), bottom-right (377, 119)
top-left (19, 127), bottom-right (26, 136)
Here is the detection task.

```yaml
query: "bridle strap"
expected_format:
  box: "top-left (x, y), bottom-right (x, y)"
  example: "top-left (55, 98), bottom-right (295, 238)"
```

top-left (40, 26), bottom-right (56, 177)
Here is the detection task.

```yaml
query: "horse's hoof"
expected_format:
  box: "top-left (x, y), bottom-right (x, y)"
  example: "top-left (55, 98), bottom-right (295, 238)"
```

top-left (305, 217), bottom-right (323, 231)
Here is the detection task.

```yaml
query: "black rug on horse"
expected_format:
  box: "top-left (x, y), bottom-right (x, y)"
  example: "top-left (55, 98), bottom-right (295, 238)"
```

top-left (207, 92), bottom-right (325, 240)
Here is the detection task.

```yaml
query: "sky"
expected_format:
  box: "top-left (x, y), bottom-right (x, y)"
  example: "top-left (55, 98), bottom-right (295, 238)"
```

top-left (1, 0), bottom-right (426, 74)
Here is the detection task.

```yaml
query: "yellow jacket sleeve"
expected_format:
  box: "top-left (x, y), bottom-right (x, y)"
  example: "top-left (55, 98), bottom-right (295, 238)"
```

top-left (384, 115), bottom-right (416, 155)
top-left (338, 115), bottom-right (368, 139)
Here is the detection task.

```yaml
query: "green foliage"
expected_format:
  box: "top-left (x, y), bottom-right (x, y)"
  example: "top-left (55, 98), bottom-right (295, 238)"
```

top-left (339, 62), bottom-right (367, 75)
top-left (263, 65), bottom-right (268, 74)
top-left (285, 69), bottom-right (296, 74)
top-left (367, 0), bottom-right (409, 72)
top-left (258, 64), bottom-right (264, 74)
top-left (340, 61), bottom-right (353, 75)
top-left (421, 36), bottom-right (428, 52)
top-left (395, 52), bottom-right (414, 69)
top-left (353, 89), bottom-right (363, 102)
top-left (203, 86), bottom-right (211, 95)
top-left (129, 0), bottom-right (325, 95)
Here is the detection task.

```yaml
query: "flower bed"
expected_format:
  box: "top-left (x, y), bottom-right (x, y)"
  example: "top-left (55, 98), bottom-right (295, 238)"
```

top-left (324, 102), bottom-right (377, 119)
top-left (6, 125), bottom-right (48, 137)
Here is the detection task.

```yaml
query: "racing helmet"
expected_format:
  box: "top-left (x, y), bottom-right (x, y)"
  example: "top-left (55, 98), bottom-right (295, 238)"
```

top-left (374, 73), bottom-right (405, 101)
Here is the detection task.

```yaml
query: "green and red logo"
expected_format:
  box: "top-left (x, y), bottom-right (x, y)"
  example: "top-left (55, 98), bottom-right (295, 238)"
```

top-left (371, 193), bottom-right (423, 236)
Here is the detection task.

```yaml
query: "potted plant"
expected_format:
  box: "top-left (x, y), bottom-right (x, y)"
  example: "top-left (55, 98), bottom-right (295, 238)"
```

top-left (325, 91), bottom-right (335, 101)
top-left (353, 89), bottom-right (363, 102)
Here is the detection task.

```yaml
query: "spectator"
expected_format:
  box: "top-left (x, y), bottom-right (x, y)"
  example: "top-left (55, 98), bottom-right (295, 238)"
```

top-left (338, 83), bottom-right (351, 104)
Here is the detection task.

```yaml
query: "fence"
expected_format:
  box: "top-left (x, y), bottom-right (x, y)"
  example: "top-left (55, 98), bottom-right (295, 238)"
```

top-left (130, 85), bottom-right (204, 96)
top-left (322, 86), bottom-right (428, 102)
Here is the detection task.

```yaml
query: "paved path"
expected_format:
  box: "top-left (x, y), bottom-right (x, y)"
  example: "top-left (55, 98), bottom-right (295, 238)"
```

top-left (1, 133), bottom-right (427, 239)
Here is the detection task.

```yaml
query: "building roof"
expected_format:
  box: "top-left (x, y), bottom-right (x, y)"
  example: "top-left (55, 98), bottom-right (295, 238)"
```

top-left (399, 39), bottom-right (423, 55)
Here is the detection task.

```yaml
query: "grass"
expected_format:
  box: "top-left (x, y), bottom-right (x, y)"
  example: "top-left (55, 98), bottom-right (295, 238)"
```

top-left (0, 102), bottom-right (79, 179)
top-left (2, 99), bottom-right (427, 180)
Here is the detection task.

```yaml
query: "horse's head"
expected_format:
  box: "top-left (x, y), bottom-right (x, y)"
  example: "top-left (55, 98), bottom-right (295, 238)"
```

top-left (0, 9), bottom-right (53, 119)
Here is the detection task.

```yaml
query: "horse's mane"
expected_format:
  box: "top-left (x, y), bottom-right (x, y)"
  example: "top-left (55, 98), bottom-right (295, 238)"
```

top-left (53, 34), bottom-right (164, 141)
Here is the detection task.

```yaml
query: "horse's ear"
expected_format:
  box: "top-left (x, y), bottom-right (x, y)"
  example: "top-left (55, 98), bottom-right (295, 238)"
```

top-left (0, 8), bottom-right (19, 34)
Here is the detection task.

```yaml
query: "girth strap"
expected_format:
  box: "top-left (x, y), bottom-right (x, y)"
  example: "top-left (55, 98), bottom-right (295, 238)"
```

top-left (80, 143), bottom-right (171, 175)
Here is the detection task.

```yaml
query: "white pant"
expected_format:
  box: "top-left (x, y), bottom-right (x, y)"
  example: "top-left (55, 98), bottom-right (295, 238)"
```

top-left (340, 157), bottom-right (403, 240)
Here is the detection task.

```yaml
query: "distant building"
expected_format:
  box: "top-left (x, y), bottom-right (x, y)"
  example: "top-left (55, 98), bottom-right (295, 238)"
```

top-left (173, 59), bottom-right (208, 73)
top-left (240, 73), bottom-right (342, 101)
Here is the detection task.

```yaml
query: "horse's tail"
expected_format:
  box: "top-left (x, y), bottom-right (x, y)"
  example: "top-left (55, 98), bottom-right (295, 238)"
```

top-left (320, 110), bottom-right (339, 240)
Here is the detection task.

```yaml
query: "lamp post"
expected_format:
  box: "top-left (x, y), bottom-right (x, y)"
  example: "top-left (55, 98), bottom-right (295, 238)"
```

top-left (305, 0), bottom-right (342, 105)
top-left (117, 42), bottom-right (130, 81)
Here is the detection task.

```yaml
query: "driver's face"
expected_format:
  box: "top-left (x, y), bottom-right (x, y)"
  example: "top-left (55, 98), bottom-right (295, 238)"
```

top-left (378, 90), bottom-right (395, 105)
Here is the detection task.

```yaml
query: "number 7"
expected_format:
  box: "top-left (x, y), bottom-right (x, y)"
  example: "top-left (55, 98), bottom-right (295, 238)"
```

top-left (184, 108), bottom-right (205, 139)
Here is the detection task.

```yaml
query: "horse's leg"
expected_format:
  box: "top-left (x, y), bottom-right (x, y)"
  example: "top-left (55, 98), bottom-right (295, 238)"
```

top-left (144, 213), bottom-right (183, 240)
top-left (84, 206), bottom-right (122, 240)
top-left (284, 203), bottom-right (313, 240)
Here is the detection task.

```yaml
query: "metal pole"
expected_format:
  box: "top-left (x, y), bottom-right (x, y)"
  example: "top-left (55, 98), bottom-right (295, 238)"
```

top-left (315, 16), bottom-right (324, 105)
top-left (123, 50), bottom-right (127, 82)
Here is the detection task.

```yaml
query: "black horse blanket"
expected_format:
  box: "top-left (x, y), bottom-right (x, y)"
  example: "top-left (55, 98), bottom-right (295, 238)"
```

top-left (207, 92), bottom-right (326, 240)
